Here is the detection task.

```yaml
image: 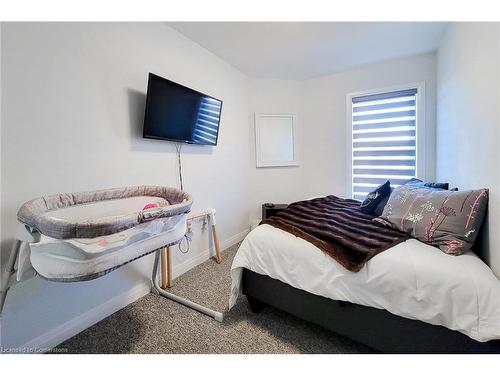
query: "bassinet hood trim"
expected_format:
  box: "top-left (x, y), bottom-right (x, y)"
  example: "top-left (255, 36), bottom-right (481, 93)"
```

top-left (17, 185), bottom-right (193, 239)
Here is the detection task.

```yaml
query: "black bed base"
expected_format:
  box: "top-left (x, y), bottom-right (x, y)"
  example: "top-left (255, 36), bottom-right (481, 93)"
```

top-left (242, 268), bottom-right (500, 354)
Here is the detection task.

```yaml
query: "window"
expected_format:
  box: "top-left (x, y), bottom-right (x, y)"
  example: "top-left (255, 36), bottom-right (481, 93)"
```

top-left (349, 88), bottom-right (419, 200)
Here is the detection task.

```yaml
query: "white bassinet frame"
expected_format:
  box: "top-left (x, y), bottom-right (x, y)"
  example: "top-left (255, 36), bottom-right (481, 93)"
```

top-left (151, 246), bottom-right (223, 322)
top-left (1, 214), bottom-right (224, 322)
top-left (0, 239), bottom-right (22, 315)
top-left (0, 224), bottom-right (40, 316)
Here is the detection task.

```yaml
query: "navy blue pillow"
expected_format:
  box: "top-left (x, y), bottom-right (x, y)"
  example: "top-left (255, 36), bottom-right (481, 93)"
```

top-left (360, 181), bottom-right (391, 214)
top-left (373, 187), bottom-right (393, 216)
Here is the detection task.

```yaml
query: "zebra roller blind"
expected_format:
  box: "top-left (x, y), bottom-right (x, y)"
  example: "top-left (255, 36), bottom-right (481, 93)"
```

top-left (351, 88), bottom-right (418, 200)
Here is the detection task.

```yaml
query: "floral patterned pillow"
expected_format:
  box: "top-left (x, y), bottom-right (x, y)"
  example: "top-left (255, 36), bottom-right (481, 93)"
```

top-left (380, 185), bottom-right (489, 255)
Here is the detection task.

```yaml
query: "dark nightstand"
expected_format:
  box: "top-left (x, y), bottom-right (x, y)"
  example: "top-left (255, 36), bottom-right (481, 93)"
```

top-left (262, 203), bottom-right (289, 220)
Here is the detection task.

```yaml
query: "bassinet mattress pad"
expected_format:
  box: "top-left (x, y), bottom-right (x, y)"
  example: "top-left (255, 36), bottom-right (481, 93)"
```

top-left (40, 196), bottom-right (168, 222)
top-left (230, 224), bottom-right (500, 342)
top-left (30, 214), bottom-right (187, 281)
top-left (17, 186), bottom-right (193, 239)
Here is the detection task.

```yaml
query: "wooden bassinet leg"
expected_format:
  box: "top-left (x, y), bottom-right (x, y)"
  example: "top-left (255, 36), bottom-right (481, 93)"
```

top-left (208, 208), bottom-right (222, 264)
top-left (212, 224), bottom-right (222, 264)
top-left (160, 246), bottom-right (172, 289)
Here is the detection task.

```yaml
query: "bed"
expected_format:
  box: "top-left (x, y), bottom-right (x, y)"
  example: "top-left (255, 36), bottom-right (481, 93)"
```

top-left (229, 200), bottom-right (500, 353)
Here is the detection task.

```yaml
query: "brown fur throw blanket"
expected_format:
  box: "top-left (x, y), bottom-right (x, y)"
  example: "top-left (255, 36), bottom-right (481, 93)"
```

top-left (261, 195), bottom-right (409, 272)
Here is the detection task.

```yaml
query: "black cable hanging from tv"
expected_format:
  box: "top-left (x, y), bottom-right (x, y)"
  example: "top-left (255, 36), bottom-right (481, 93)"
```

top-left (175, 142), bottom-right (190, 254)
top-left (175, 143), bottom-right (184, 191)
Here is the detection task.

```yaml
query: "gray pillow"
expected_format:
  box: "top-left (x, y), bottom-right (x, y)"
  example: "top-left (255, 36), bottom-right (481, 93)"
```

top-left (373, 180), bottom-right (450, 217)
top-left (380, 185), bottom-right (489, 255)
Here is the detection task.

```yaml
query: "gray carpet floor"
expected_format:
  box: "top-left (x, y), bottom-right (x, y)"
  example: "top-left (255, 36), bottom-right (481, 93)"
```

top-left (58, 243), bottom-right (376, 353)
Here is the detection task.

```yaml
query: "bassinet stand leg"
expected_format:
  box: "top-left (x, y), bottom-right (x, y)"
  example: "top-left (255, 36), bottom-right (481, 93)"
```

top-left (209, 209), bottom-right (222, 264)
top-left (1, 225), bottom-right (39, 316)
top-left (160, 246), bottom-right (172, 288)
top-left (0, 239), bottom-right (22, 316)
top-left (211, 224), bottom-right (222, 264)
top-left (151, 249), bottom-right (224, 322)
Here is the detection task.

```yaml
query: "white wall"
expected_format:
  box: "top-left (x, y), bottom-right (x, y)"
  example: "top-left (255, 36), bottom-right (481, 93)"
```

top-left (248, 79), bottom-right (306, 221)
top-left (0, 22), bottom-right (250, 348)
top-left (300, 53), bottom-right (437, 199)
top-left (436, 23), bottom-right (500, 278)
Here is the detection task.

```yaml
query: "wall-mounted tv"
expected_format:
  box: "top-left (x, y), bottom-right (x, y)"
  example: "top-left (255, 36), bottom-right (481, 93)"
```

top-left (143, 73), bottom-right (222, 145)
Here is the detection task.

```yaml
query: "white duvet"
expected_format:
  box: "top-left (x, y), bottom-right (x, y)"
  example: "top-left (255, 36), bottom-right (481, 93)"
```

top-left (230, 224), bottom-right (500, 342)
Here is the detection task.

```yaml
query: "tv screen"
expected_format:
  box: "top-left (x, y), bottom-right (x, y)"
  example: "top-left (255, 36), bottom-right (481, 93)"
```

top-left (143, 73), bottom-right (222, 145)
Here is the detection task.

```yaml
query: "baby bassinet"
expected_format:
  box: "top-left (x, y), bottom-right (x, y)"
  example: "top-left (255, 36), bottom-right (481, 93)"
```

top-left (2, 185), bottom-right (223, 322)
top-left (16, 186), bottom-right (193, 281)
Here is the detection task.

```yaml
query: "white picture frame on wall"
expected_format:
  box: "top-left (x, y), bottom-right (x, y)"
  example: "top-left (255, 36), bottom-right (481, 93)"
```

top-left (255, 113), bottom-right (299, 168)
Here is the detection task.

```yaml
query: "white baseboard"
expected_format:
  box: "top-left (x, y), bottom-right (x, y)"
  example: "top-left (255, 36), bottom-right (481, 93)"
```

top-left (171, 229), bottom-right (249, 279)
top-left (16, 229), bottom-right (249, 352)
top-left (19, 282), bottom-right (151, 353)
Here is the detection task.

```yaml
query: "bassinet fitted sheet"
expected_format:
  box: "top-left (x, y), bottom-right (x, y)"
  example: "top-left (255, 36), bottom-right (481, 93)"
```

top-left (230, 224), bottom-right (500, 342)
top-left (39, 196), bottom-right (169, 222)
top-left (30, 214), bottom-right (187, 281)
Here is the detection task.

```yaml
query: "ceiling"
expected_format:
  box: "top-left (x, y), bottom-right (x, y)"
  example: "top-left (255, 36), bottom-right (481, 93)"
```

top-left (169, 22), bottom-right (448, 80)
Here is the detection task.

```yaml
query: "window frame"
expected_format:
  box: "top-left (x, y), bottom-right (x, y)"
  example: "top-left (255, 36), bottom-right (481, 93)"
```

top-left (345, 82), bottom-right (426, 199)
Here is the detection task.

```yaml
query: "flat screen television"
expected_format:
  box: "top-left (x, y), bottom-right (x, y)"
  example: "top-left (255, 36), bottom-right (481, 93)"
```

top-left (143, 73), bottom-right (222, 145)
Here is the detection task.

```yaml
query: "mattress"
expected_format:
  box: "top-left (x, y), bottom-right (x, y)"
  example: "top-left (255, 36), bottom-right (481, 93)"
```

top-left (30, 213), bottom-right (187, 282)
top-left (39, 195), bottom-right (169, 222)
top-left (230, 224), bottom-right (500, 342)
